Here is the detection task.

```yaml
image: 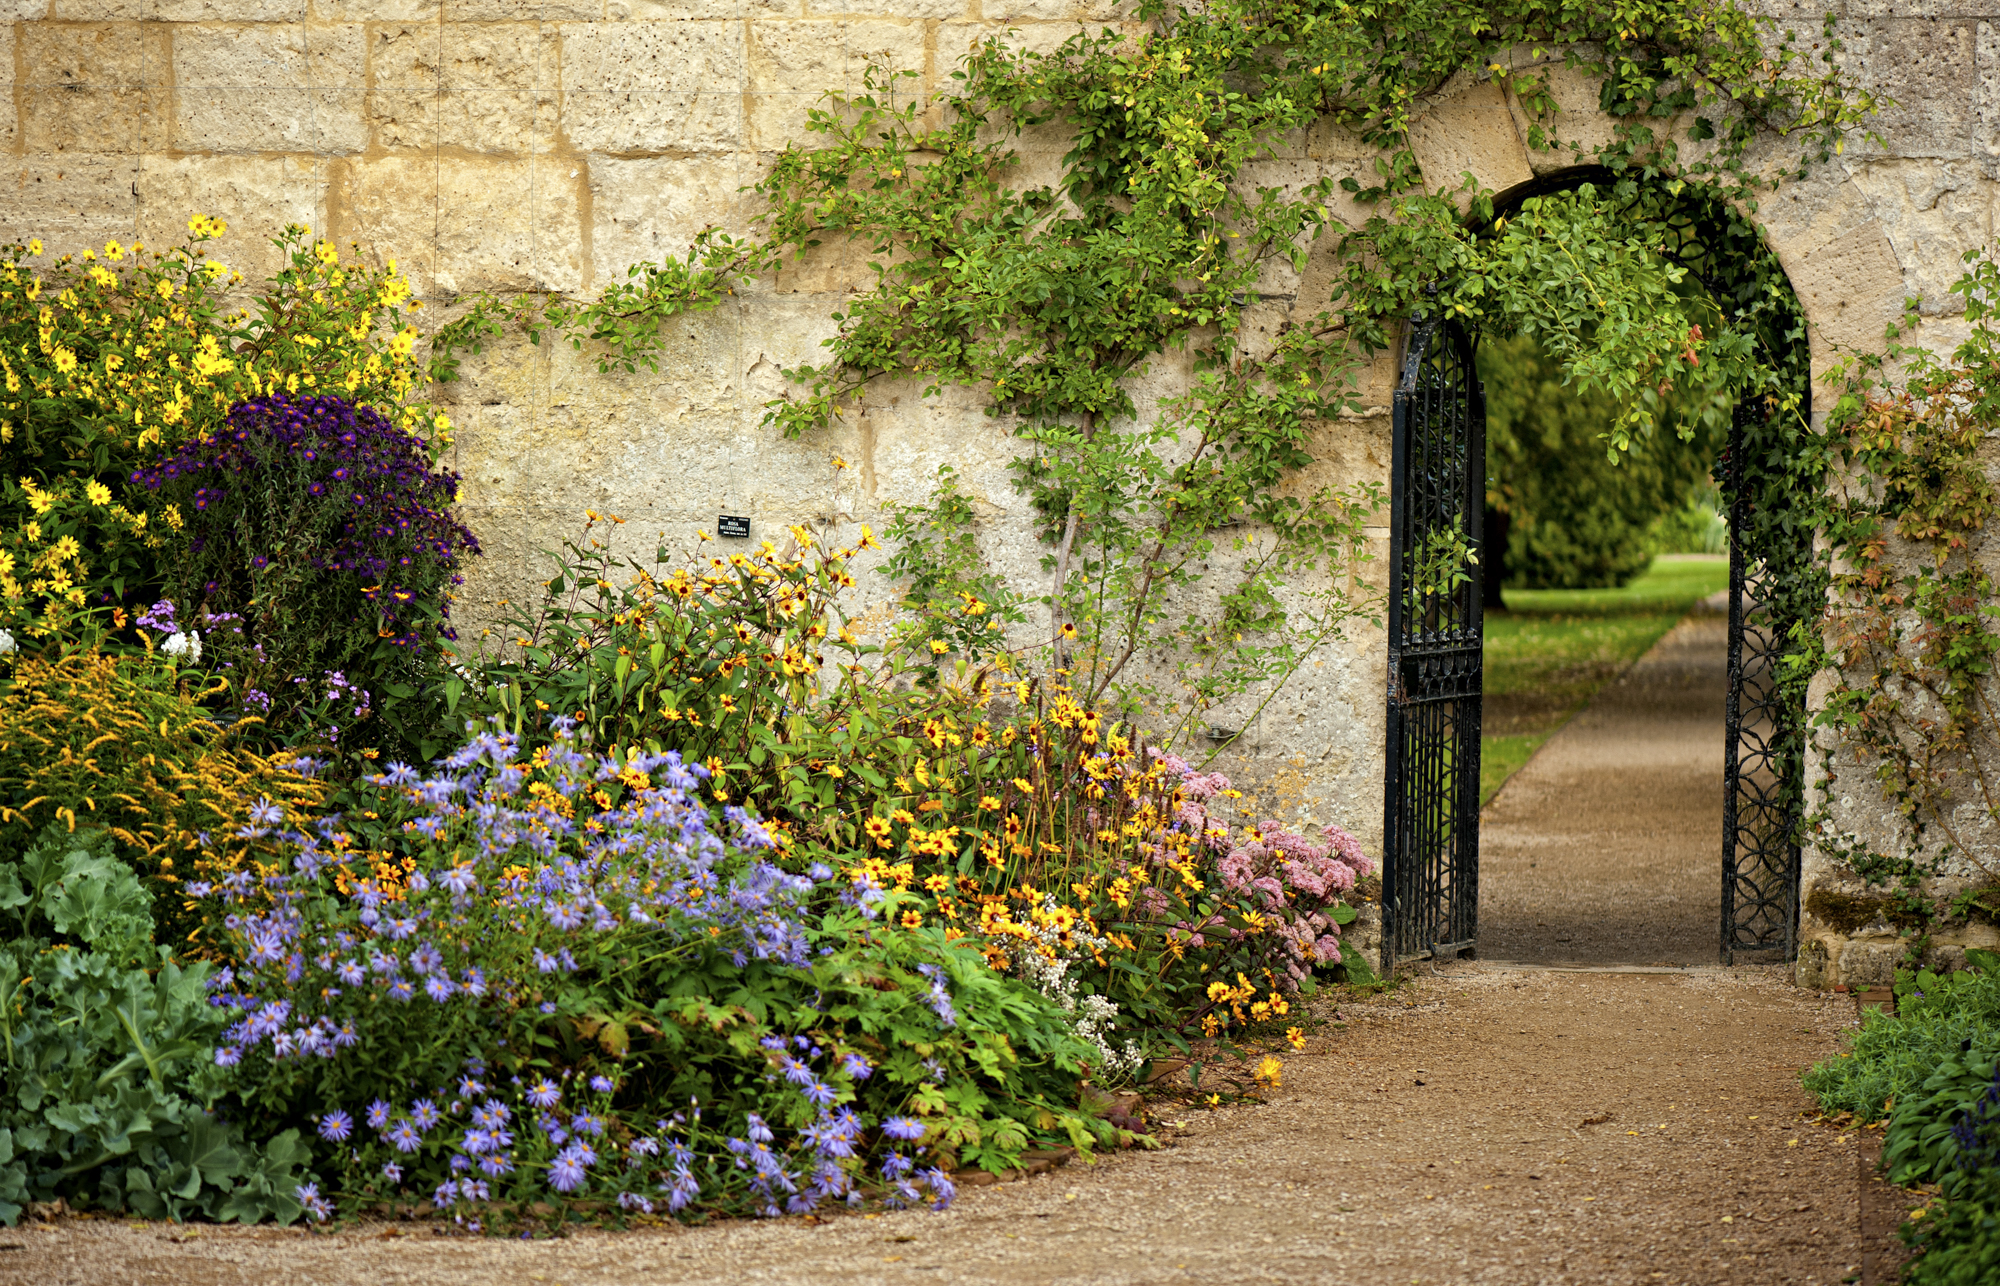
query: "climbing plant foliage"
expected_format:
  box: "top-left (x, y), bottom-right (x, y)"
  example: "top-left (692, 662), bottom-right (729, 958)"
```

top-left (437, 0), bottom-right (1877, 739)
top-left (1794, 257), bottom-right (2000, 956)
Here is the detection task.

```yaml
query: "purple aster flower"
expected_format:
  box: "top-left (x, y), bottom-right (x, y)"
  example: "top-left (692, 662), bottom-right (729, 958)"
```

top-left (381, 1161), bottom-right (404, 1183)
top-left (881, 1116), bottom-right (926, 1142)
top-left (412, 1099), bottom-right (441, 1130)
top-left (296, 1181), bottom-right (332, 1223)
top-left (366, 1099), bottom-right (392, 1130)
top-left (425, 975), bottom-right (457, 1002)
top-left (548, 1153), bottom-right (587, 1194)
top-left (318, 1110), bottom-right (353, 1143)
top-left (588, 1075), bottom-right (613, 1093)
top-left (386, 1120), bottom-right (422, 1153)
top-left (526, 1079), bottom-right (561, 1110)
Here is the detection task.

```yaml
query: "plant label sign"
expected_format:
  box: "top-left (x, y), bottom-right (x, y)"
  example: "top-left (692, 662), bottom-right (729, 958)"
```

top-left (718, 515), bottom-right (751, 539)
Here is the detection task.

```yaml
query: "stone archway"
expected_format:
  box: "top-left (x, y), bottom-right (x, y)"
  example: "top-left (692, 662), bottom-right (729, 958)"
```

top-left (1381, 56), bottom-right (1918, 976)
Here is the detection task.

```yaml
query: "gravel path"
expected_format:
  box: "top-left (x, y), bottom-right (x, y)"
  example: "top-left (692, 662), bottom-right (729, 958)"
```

top-left (6, 610), bottom-right (1874, 1285)
top-left (1, 967), bottom-right (1866, 1286)
top-left (1478, 611), bottom-right (1729, 966)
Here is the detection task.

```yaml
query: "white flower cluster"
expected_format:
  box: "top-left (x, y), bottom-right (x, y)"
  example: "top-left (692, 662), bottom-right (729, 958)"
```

top-left (162, 630), bottom-right (202, 663)
top-left (0, 629), bottom-right (14, 655)
top-left (1013, 898), bottom-right (1143, 1081)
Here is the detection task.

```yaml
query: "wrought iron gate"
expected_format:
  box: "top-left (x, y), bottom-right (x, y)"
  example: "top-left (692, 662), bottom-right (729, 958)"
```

top-left (1381, 313), bottom-right (1485, 970)
top-left (1721, 396), bottom-right (1806, 963)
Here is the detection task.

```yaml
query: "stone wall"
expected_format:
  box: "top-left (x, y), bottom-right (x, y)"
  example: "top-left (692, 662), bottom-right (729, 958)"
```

top-left (0, 1), bottom-right (1980, 938)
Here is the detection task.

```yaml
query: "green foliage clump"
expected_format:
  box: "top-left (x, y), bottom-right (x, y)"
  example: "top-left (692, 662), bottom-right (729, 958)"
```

top-left (0, 826), bottom-right (312, 1226)
top-left (1903, 1171), bottom-right (2000, 1286)
top-left (1804, 956), bottom-right (2000, 1124)
top-left (1480, 330), bottom-right (1721, 589)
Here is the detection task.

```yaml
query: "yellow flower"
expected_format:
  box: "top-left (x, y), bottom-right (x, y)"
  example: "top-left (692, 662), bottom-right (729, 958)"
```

top-left (929, 639), bottom-right (948, 654)
top-left (1285, 1026), bottom-right (1306, 1051)
top-left (50, 347), bottom-right (76, 375)
top-left (1253, 1056), bottom-right (1283, 1089)
top-left (26, 239), bottom-right (41, 256)
top-left (84, 481), bottom-right (111, 506)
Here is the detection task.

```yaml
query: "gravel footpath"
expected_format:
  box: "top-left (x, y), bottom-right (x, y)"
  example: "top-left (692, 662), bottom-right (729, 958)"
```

top-left (0, 965), bottom-right (1868, 1286)
top-left (1478, 611), bottom-right (1729, 967)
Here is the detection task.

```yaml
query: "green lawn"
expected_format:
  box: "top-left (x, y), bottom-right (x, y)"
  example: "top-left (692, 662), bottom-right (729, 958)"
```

top-left (1479, 554), bottom-right (1729, 806)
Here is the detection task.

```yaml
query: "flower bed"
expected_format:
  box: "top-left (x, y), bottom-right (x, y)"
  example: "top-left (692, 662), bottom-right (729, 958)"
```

top-left (0, 222), bottom-right (1372, 1233)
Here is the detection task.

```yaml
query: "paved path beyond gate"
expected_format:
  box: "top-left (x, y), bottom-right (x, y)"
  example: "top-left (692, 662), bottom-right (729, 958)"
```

top-left (1477, 610), bottom-right (1728, 966)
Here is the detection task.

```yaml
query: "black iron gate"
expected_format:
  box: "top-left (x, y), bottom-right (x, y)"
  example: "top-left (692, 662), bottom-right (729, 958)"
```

top-left (1721, 396), bottom-right (1806, 963)
top-left (1381, 313), bottom-right (1485, 970)
top-left (1380, 310), bottom-right (1804, 972)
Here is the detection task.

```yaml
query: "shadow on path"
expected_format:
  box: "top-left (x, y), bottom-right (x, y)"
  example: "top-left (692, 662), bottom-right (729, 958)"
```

top-left (1478, 608), bottom-right (1726, 966)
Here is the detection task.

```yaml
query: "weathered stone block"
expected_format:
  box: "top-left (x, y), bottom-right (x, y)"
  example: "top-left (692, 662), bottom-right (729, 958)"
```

top-left (565, 90), bottom-right (745, 154)
top-left (370, 22), bottom-right (443, 90)
top-left (136, 154), bottom-right (324, 281)
top-left (21, 22), bottom-right (148, 90)
top-left (1411, 74), bottom-right (1533, 206)
top-left (1795, 937), bottom-right (1831, 990)
top-left (48, 0), bottom-right (146, 17)
top-left (1837, 938), bottom-right (1904, 989)
top-left (337, 155), bottom-right (585, 295)
top-left (606, 0), bottom-right (755, 18)
top-left (1843, 18), bottom-right (1978, 158)
top-left (330, 157), bottom-right (438, 288)
top-left (441, 23), bottom-right (548, 89)
top-left (441, 91), bottom-right (557, 156)
top-left (0, 0), bottom-right (49, 17)
top-left (438, 156), bottom-right (583, 294)
top-left (152, 0), bottom-right (307, 19)
top-left (314, 0), bottom-right (438, 18)
top-left (589, 153), bottom-right (747, 285)
top-left (445, 0), bottom-right (602, 21)
top-left (560, 22), bottom-right (747, 152)
top-left (20, 24), bottom-right (167, 155)
top-left (805, 0), bottom-right (964, 17)
top-left (1499, 49), bottom-right (1627, 174)
top-left (179, 88), bottom-right (368, 155)
top-left (0, 153), bottom-right (140, 256)
top-left (1790, 220), bottom-right (1907, 364)
top-left (368, 91), bottom-right (439, 152)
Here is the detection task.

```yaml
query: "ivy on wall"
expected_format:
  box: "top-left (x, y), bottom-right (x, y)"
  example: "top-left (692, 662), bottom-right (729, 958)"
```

top-left (1797, 258), bottom-right (2000, 960)
top-left (438, 0), bottom-right (1878, 744)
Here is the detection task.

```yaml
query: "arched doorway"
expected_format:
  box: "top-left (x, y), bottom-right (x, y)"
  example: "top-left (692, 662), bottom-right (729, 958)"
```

top-left (1378, 173), bottom-right (1812, 973)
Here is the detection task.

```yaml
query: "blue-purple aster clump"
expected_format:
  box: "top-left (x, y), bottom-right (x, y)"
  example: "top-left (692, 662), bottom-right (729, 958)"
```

top-left (130, 393), bottom-right (478, 748)
top-left (192, 718), bottom-right (963, 1225)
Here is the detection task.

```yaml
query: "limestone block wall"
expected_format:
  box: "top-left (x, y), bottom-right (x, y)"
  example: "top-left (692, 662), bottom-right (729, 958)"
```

top-left (0, 0), bottom-right (1976, 905)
